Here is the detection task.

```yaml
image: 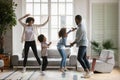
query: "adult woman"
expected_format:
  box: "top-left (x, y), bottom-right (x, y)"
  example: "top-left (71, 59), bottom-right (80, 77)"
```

top-left (18, 14), bottom-right (49, 72)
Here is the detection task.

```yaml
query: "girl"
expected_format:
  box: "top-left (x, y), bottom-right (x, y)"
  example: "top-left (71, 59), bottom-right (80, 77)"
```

top-left (18, 14), bottom-right (49, 72)
top-left (57, 27), bottom-right (76, 72)
top-left (38, 34), bottom-right (51, 75)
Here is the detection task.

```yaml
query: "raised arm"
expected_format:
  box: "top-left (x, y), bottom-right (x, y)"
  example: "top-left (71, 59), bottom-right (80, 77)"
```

top-left (34, 16), bottom-right (49, 27)
top-left (41, 42), bottom-right (52, 48)
top-left (63, 38), bottom-right (71, 47)
top-left (18, 14), bottom-right (30, 27)
top-left (48, 42), bottom-right (52, 46)
top-left (67, 27), bottom-right (77, 34)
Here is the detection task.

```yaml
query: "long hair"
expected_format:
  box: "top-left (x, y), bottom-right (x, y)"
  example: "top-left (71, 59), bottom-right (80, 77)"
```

top-left (58, 28), bottom-right (66, 38)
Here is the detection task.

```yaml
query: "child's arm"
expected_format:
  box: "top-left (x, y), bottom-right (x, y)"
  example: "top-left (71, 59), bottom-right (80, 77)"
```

top-left (67, 27), bottom-right (77, 34)
top-left (48, 42), bottom-right (52, 46)
top-left (41, 43), bottom-right (49, 48)
top-left (63, 38), bottom-right (71, 47)
top-left (41, 42), bottom-right (52, 48)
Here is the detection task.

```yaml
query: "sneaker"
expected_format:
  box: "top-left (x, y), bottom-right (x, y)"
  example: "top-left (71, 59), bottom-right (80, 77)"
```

top-left (41, 71), bottom-right (45, 76)
top-left (64, 67), bottom-right (68, 71)
top-left (22, 67), bottom-right (26, 73)
top-left (81, 72), bottom-right (90, 78)
top-left (90, 71), bottom-right (94, 75)
top-left (59, 68), bottom-right (65, 73)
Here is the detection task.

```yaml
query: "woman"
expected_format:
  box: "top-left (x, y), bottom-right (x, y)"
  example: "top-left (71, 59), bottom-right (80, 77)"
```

top-left (18, 14), bottom-right (49, 72)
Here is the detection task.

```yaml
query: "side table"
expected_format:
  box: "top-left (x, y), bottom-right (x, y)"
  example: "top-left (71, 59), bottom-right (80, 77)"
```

top-left (0, 54), bottom-right (10, 69)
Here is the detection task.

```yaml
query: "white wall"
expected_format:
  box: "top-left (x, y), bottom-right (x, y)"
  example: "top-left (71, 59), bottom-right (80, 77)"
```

top-left (74, 0), bottom-right (91, 55)
top-left (90, 0), bottom-right (119, 67)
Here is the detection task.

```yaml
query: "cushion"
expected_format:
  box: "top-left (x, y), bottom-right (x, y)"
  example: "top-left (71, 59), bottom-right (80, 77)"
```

top-left (47, 48), bottom-right (71, 58)
top-left (0, 60), bottom-right (4, 67)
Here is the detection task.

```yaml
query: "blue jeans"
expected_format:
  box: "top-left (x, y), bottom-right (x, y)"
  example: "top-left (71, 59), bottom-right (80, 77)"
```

top-left (58, 49), bottom-right (67, 68)
top-left (77, 46), bottom-right (90, 71)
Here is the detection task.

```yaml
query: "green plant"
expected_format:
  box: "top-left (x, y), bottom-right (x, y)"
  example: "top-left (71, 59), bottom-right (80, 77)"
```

top-left (0, 0), bottom-right (17, 36)
top-left (102, 40), bottom-right (117, 50)
top-left (91, 40), bottom-right (117, 56)
top-left (91, 41), bottom-right (102, 55)
top-left (0, 0), bottom-right (17, 53)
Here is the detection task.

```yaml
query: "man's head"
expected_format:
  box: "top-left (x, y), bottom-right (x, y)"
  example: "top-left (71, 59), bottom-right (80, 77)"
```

top-left (75, 15), bottom-right (82, 25)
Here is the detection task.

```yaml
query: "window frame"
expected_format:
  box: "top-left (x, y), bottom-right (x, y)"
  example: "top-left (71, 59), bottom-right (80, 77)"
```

top-left (23, 0), bottom-right (74, 47)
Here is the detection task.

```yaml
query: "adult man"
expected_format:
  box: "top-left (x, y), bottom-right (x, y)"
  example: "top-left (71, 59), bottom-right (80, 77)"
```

top-left (71, 15), bottom-right (90, 78)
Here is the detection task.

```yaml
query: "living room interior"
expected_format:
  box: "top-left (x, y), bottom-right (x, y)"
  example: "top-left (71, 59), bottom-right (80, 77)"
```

top-left (0, 0), bottom-right (120, 80)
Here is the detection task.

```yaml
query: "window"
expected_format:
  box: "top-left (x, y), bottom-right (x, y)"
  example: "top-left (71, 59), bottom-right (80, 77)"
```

top-left (25, 0), bottom-right (74, 47)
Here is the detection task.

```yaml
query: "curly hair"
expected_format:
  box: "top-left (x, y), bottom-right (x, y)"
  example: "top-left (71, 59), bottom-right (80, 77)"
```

top-left (38, 34), bottom-right (44, 42)
top-left (75, 15), bottom-right (82, 21)
top-left (58, 28), bottom-right (66, 38)
top-left (26, 17), bottom-right (35, 23)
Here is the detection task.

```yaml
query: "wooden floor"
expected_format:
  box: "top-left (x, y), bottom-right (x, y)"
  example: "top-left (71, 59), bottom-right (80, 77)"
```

top-left (0, 68), bottom-right (120, 80)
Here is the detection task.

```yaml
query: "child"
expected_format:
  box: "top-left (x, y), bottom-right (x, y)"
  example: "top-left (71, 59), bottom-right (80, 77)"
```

top-left (57, 27), bottom-right (76, 72)
top-left (18, 14), bottom-right (49, 73)
top-left (38, 34), bottom-right (51, 75)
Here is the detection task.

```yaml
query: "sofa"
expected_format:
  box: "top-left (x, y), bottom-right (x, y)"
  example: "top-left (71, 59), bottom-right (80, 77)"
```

top-left (0, 59), bottom-right (4, 72)
top-left (11, 48), bottom-right (77, 69)
top-left (94, 49), bottom-right (115, 73)
top-left (77, 49), bottom-right (115, 73)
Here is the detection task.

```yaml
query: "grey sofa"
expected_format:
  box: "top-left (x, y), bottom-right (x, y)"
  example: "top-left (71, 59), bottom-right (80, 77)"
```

top-left (11, 48), bottom-right (77, 69)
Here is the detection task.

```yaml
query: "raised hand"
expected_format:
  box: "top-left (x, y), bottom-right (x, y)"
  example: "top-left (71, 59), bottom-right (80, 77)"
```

top-left (48, 42), bottom-right (52, 46)
top-left (49, 42), bottom-right (52, 45)
top-left (71, 27), bottom-right (77, 31)
top-left (70, 42), bottom-right (74, 47)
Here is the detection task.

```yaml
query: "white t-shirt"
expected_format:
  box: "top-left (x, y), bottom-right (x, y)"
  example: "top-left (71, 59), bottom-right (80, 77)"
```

top-left (41, 42), bottom-right (49, 56)
top-left (25, 26), bottom-right (35, 41)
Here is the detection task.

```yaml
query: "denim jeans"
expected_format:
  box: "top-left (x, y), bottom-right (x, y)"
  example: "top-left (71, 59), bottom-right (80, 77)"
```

top-left (58, 49), bottom-right (67, 68)
top-left (77, 46), bottom-right (90, 71)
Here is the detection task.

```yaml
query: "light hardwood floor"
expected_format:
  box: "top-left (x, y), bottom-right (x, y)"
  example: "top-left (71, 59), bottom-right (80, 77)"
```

top-left (0, 68), bottom-right (120, 80)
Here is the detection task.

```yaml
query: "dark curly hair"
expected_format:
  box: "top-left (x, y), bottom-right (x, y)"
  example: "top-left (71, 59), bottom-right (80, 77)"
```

top-left (26, 17), bottom-right (35, 23)
top-left (38, 34), bottom-right (44, 42)
top-left (58, 28), bottom-right (66, 38)
top-left (75, 15), bottom-right (82, 21)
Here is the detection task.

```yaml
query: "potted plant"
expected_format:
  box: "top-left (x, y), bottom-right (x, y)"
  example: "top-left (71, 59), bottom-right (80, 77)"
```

top-left (102, 40), bottom-right (117, 50)
top-left (0, 0), bottom-right (17, 53)
top-left (91, 41), bottom-right (102, 56)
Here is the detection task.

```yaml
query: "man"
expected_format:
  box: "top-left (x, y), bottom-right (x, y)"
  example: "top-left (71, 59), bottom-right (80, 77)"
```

top-left (71, 15), bottom-right (90, 78)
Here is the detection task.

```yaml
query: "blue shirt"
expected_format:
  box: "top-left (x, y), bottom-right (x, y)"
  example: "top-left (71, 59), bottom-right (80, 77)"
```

top-left (57, 30), bottom-right (71, 49)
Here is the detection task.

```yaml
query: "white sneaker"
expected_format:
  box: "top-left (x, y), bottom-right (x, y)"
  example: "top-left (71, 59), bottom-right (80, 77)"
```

top-left (22, 67), bottom-right (26, 73)
top-left (59, 68), bottom-right (65, 73)
top-left (90, 71), bottom-right (94, 75)
top-left (41, 71), bottom-right (45, 76)
top-left (81, 72), bottom-right (90, 78)
top-left (64, 67), bottom-right (68, 71)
